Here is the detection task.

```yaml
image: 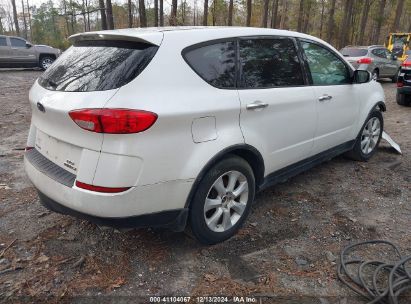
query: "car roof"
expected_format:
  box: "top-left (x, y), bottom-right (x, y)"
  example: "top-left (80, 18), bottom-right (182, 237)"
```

top-left (68, 26), bottom-right (331, 49)
top-left (342, 45), bottom-right (385, 49)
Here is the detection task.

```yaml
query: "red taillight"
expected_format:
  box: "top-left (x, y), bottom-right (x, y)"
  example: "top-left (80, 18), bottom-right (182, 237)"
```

top-left (69, 109), bottom-right (158, 134)
top-left (357, 57), bottom-right (373, 64)
top-left (401, 61), bottom-right (411, 67)
top-left (397, 81), bottom-right (404, 87)
top-left (25, 147), bottom-right (34, 151)
top-left (75, 181), bottom-right (130, 193)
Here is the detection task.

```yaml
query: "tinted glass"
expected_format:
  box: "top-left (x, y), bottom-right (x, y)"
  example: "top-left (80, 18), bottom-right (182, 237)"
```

top-left (184, 41), bottom-right (236, 88)
top-left (302, 41), bottom-right (350, 85)
top-left (38, 40), bottom-right (158, 92)
top-left (239, 38), bottom-right (304, 88)
top-left (340, 48), bottom-right (368, 57)
top-left (10, 38), bottom-right (26, 48)
top-left (0, 37), bottom-right (7, 47)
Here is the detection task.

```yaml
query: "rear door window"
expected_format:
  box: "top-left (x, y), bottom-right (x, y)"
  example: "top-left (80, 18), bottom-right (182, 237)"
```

top-left (340, 48), bottom-right (368, 57)
top-left (38, 40), bottom-right (158, 92)
top-left (10, 38), bottom-right (26, 48)
top-left (183, 41), bottom-right (236, 88)
top-left (239, 38), bottom-right (304, 88)
top-left (0, 37), bottom-right (7, 46)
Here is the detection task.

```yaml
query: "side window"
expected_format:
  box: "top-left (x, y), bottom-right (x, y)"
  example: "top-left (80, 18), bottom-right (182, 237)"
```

top-left (301, 41), bottom-right (351, 85)
top-left (10, 38), bottom-right (26, 48)
top-left (0, 37), bottom-right (7, 47)
top-left (371, 49), bottom-right (386, 58)
top-left (184, 41), bottom-right (236, 88)
top-left (239, 38), bottom-right (304, 88)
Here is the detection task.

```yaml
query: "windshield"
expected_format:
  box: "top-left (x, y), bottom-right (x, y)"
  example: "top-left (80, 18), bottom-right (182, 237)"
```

top-left (340, 48), bottom-right (368, 57)
top-left (38, 40), bottom-right (158, 92)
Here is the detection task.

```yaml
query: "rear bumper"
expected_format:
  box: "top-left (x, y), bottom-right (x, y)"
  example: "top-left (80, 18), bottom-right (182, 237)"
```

top-left (38, 191), bottom-right (188, 230)
top-left (24, 149), bottom-right (193, 230)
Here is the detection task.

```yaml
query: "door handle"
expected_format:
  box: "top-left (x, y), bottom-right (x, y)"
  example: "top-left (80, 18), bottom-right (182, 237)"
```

top-left (318, 94), bottom-right (333, 102)
top-left (246, 101), bottom-right (269, 110)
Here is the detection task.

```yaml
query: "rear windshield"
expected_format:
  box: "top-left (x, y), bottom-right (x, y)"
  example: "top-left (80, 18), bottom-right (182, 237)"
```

top-left (340, 48), bottom-right (368, 57)
top-left (38, 40), bottom-right (158, 92)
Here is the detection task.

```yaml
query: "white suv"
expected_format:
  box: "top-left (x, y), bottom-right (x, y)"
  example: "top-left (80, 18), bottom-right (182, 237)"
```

top-left (24, 27), bottom-right (385, 244)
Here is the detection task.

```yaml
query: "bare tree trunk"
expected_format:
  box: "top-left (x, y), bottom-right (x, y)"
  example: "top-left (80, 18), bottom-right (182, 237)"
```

top-left (302, 0), bottom-right (311, 33)
top-left (260, 0), bottom-right (269, 28)
top-left (181, 0), bottom-right (186, 25)
top-left (203, 0), bottom-right (208, 26)
top-left (270, 0), bottom-right (279, 28)
top-left (159, 0), bottom-right (164, 26)
top-left (82, 0), bottom-right (87, 31)
top-left (86, 0), bottom-right (90, 30)
top-left (357, 0), bottom-right (370, 45)
top-left (246, 0), bottom-right (252, 27)
top-left (11, 0), bottom-right (20, 35)
top-left (105, 0), bottom-right (114, 29)
top-left (373, 0), bottom-right (386, 43)
top-left (279, 0), bottom-right (287, 29)
top-left (391, 0), bottom-right (404, 32)
top-left (128, 0), bottom-right (133, 27)
top-left (296, 0), bottom-right (304, 32)
top-left (154, 0), bottom-right (158, 26)
top-left (339, 0), bottom-right (354, 49)
top-left (169, 0), bottom-right (177, 25)
top-left (228, 0), bottom-right (233, 26)
top-left (319, 0), bottom-right (325, 38)
top-left (211, 0), bottom-right (215, 25)
top-left (98, 0), bottom-right (107, 30)
top-left (139, 0), bottom-right (147, 27)
top-left (26, 0), bottom-right (32, 39)
top-left (21, 0), bottom-right (27, 38)
top-left (0, 17), bottom-right (3, 34)
top-left (326, 0), bottom-right (336, 43)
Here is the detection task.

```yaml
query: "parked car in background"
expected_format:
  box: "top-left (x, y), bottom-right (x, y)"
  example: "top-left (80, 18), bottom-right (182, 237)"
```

top-left (25, 27), bottom-right (385, 244)
top-left (0, 35), bottom-right (61, 70)
top-left (340, 45), bottom-right (400, 82)
top-left (396, 56), bottom-right (411, 106)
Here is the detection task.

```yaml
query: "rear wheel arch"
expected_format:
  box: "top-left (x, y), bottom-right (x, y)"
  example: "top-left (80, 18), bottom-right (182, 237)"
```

top-left (39, 53), bottom-right (57, 61)
top-left (184, 144), bottom-right (265, 209)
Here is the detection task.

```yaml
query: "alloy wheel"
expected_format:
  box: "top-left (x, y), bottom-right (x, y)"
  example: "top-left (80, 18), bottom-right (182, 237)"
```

top-left (41, 58), bottom-right (53, 70)
top-left (361, 117), bottom-right (381, 155)
top-left (204, 170), bottom-right (249, 233)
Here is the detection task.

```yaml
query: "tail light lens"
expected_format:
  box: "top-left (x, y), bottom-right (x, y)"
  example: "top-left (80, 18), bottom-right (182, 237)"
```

top-left (401, 61), bottom-right (411, 67)
top-left (397, 81), bottom-right (404, 87)
top-left (357, 57), bottom-right (373, 64)
top-left (69, 109), bottom-right (158, 134)
top-left (76, 181), bottom-right (130, 193)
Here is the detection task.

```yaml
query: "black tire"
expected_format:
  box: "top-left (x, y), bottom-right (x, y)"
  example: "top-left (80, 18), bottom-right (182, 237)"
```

top-left (371, 69), bottom-right (379, 81)
top-left (189, 155), bottom-right (255, 245)
top-left (345, 110), bottom-right (383, 161)
top-left (396, 92), bottom-right (411, 106)
top-left (39, 56), bottom-right (55, 70)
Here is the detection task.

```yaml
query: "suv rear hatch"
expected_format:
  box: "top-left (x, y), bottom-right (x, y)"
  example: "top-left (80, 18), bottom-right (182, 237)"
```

top-left (340, 47), bottom-right (369, 69)
top-left (30, 32), bottom-right (162, 175)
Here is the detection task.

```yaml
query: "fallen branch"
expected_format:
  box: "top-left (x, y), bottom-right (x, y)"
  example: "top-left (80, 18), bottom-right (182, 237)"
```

top-left (0, 239), bottom-right (17, 258)
top-left (0, 266), bottom-right (23, 275)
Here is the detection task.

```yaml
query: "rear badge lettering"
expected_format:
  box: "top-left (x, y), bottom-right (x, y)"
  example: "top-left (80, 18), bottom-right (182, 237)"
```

top-left (64, 160), bottom-right (77, 171)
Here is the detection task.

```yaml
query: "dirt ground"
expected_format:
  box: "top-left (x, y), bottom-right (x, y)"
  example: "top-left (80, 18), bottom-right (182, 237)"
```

top-left (0, 70), bottom-right (410, 304)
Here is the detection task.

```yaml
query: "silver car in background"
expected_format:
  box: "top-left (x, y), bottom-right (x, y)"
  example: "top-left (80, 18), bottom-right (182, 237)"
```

top-left (340, 45), bottom-right (400, 82)
top-left (0, 35), bottom-right (61, 70)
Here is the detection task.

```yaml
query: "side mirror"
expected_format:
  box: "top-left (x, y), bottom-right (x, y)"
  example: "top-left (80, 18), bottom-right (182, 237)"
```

top-left (26, 42), bottom-right (32, 48)
top-left (354, 70), bottom-right (371, 84)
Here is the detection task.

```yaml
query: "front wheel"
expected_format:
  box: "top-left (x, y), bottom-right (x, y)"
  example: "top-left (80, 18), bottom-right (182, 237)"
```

top-left (346, 110), bottom-right (383, 161)
top-left (189, 156), bottom-right (255, 245)
top-left (39, 56), bottom-right (55, 70)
